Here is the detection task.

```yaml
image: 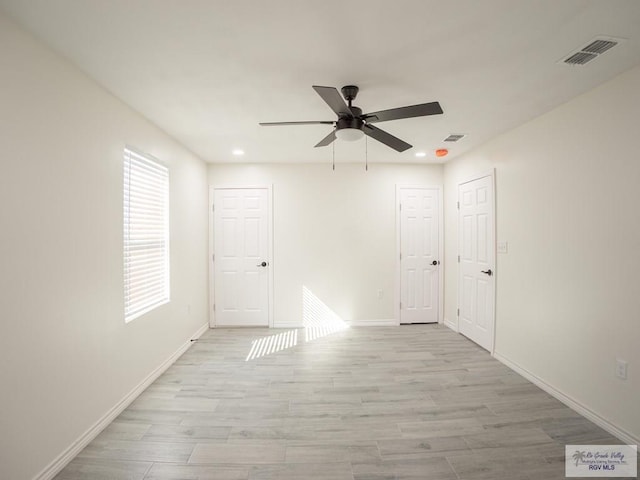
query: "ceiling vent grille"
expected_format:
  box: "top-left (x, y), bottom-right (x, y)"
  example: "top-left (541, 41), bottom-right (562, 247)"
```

top-left (562, 36), bottom-right (623, 66)
top-left (582, 39), bottom-right (617, 54)
top-left (444, 134), bottom-right (465, 142)
top-left (564, 52), bottom-right (598, 65)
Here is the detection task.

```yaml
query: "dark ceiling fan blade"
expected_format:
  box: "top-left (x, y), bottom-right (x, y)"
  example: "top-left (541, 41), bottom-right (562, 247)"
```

top-left (259, 121), bottom-right (335, 126)
top-left (363, 124), bottom-right (412, 152)
top-left (314, 129), bottom-right (336, 147)
top-left (364, 101), bottom-right (443, 123)
top-left (312, 86), bottom-right (352, 117)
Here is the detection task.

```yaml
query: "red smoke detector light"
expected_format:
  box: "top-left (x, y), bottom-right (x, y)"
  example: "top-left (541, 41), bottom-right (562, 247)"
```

top-left (435, 149), bottom-right (448, 157)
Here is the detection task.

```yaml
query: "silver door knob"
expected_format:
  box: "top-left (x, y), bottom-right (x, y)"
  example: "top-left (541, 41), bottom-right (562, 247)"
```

top-left (256, 261), bottom-right (268, 267)
top-left (481, 269), bottom-right (493, 276)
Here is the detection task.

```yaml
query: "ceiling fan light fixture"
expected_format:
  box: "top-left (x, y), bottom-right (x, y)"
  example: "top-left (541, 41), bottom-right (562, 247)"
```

top-left (335, 127), bottom-right (364, 142)
top-left (335, 116), bottom-right (364, 142)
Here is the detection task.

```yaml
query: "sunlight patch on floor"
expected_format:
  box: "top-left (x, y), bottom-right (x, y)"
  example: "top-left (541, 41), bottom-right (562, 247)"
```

top-left (245, 286), bottom-right (349, 361)
top-left (245, 329), bottom-right (298, 361)
top-left (302, 286), bottom-right (349, 342)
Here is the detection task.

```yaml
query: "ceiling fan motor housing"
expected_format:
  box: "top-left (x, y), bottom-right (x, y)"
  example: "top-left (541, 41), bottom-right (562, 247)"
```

top-left (337, 116), bottom-right (363, 132)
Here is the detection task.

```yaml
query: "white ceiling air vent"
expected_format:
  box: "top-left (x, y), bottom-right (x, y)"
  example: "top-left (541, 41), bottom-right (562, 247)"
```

top-left (564, 52), bottom-right (598, 65)
top-left (444, 134), bottom-right (465, 142)
top-left (562, 36), bottom-right (623, 66)
top-left (582, 39), bottom-right (618, 54)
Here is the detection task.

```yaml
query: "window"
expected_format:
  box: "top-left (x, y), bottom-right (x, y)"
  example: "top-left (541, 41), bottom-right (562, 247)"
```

top-left (123, 147), bottom-right (169, 322)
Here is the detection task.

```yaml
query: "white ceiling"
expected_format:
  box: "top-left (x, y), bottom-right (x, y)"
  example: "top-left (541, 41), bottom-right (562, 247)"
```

top-left (2, 0), bottom-right (640, 164)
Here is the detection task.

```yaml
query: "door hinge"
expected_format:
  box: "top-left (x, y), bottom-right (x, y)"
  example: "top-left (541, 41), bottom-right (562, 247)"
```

top-left (400, 252), bottom-right (402, 260)
top-left (212, 254), bottom-right (215, 262)
top-left (400, 302), bottom-right (402, 310)
top-left (457, 308), bottom-right (460, 317)
top-left (213, 304), bottom-right (216, 312)
top-left (457, 201), bottom-right (460, 209)
top-left (458, 255), bottom-right (460, 263)
top-left (212, 204), bottom-right (215, 212)
top-left (399, 203), bottom-right (402, 211)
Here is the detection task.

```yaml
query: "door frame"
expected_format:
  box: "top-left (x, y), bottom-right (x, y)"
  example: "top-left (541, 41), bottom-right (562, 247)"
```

top-left (395, 185), bottom-right (444, 326)
top-left (208, 185), bottom-right (274, 328)
top-left (456, 169), bottom-right (496, 353)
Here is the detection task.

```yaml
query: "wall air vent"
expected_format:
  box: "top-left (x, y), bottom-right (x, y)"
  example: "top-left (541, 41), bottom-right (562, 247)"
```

top-left (562, 36), bottom-right (624, 66)
top-left (444, 134), bottom-right (465, 142)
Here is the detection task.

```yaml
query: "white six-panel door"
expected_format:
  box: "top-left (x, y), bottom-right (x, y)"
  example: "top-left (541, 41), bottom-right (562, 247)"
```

top-left (213, 188), bottom-right (270, 326)
top-left (458, 174), bottom-right (495, 350)
top-left (399, 188), bottom-right (440, 324)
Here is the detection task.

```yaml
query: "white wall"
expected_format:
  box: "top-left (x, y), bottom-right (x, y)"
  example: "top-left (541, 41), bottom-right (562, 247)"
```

top-left (443, 65), bottom-right (640, 443)
top-left (0, 12), bottom-right (209, 480)
top-left (209, 163), bottom-right (443, 327)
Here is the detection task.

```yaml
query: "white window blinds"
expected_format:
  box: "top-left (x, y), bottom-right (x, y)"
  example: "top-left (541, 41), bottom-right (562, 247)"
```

top-left (123, 148), bottom-right (170, 322)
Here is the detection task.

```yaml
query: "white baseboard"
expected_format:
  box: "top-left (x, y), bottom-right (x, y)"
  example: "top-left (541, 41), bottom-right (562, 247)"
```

top-left (272, 323), bottom-right (303, 329)
top-left (493, 351), bottom-right (639, 446)
top-left (273, 320), bottom-right (398, 328)
top-left (444, 317), bottom-right (459, 332)
top-left (34, 322), bottom-right (210, 480)
top-left (347, 319), bottom-right (397, 327)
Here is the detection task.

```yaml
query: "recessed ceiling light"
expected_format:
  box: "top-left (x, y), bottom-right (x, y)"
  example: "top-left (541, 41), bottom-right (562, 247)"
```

top-left (232, 149), bottom-right (245, 156)
top-left (415, 151), bottom-right (427, 158)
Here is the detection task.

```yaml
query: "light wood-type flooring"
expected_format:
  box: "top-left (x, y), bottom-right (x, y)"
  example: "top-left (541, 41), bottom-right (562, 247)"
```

top-left (54, 325), bottom-right (632, 480)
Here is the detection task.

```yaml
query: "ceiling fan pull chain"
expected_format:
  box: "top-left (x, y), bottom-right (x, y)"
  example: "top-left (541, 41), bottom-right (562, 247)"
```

top-left (332, 138), bottom-right (335, 171)
top-left (365, 135), bottom-right (368, 171)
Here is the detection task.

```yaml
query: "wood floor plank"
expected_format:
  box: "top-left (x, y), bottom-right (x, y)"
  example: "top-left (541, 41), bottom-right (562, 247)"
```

top-left (143, 463), bottom-right (249, 480)
top-left (398, 418), bottom-right (485, 439)
top-left (352, 457), bottom-right (458, 480)
top-left (377, 436), bottom-right (472, 460)
top-left (248, 462), bottom-right (354, 480)
top-left (141, 424), bottom-right (231, 443)
top-left (188, 443), bottom-right (286, 464)
top-left (53, 458), bottom-right (151, 480)
top-left (76, 440), bottom-right (194, 463)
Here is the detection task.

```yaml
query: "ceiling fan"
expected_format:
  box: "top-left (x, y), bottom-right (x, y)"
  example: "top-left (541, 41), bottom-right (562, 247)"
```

top-left (259, 85), bottom-right (443, 152)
